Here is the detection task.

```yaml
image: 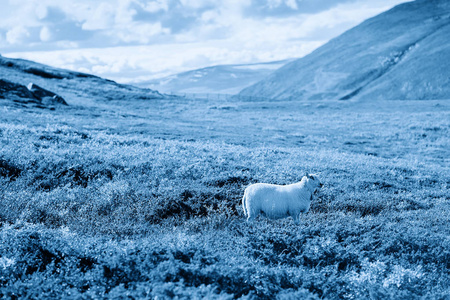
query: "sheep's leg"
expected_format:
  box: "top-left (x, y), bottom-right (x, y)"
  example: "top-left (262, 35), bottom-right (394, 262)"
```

top-left (242, 194), bottom-right (247, 216)
top-left (294, 213), bottom-right (301, 225)
top-left (247, 213), bottom-right (256, 222)
top-left (246, 207), bottom-right (258, 222)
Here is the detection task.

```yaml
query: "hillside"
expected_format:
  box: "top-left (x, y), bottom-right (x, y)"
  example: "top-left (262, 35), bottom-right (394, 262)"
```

top-left (1, 92), bottom-right (449, 299)
top-left (240, 0), bottom-right (450, 100)
top-left (0, 55), bottom-right (163, 107)
top-left (140, 59), bottom-right (294, 95)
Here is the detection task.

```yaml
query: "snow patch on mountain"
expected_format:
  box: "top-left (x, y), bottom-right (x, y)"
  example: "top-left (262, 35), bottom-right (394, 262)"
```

top-left (139, 59), bottom-right (295, 95)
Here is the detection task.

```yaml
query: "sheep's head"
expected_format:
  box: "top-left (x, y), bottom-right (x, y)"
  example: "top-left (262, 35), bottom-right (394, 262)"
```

top-left (305, 173), bottom-right (323, 192)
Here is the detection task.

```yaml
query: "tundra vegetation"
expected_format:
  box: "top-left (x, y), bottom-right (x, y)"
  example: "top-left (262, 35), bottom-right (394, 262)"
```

top-left (0, 96), bottom-right (449, 299)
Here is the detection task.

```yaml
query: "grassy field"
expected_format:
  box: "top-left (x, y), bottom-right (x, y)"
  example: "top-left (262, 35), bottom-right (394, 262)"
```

top-left (0, 96), bottom-right (449, 299)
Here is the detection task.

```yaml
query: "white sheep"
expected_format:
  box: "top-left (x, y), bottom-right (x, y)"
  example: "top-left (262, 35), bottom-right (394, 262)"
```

top-left (242, 174), bottom-right (322, 223)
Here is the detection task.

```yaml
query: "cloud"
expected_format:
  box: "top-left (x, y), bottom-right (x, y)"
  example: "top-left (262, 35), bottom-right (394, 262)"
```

top-left (80, 0), bottom-right (173, 44)
top-left (179, 0), bottom-right (217, 9)
top-left (141, 0), bottom-right (169, 13)
top-left (285, 0), bottom-right (299, 10)
top-left (39, 26), bottom-right (52, 42)
top-left (6, 26), bottom-right (31, 45)
top-left (1, 0), bottom-right (411, 81)
top-left (244, 0), bottom-right (352, 17)
top-left (0, 0), bottom-right (409, 50)
top-left (39, 6), bottom-right (68, 23)
top-left (82, 3), bottom-right (116, 30)
top-left (115, 22), bottom-right (170, 43)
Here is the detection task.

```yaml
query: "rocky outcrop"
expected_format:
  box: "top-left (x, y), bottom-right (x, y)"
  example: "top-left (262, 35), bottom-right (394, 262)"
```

top-left (0, 79), bottom-right (67, 108)
top-left (0, 79), bottom-right (40, 103)
top-left (27, 83), bottom-right (68, 105)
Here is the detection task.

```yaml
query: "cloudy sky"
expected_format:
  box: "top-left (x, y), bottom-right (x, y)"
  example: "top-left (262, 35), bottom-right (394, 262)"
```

top-left (0, 0), bottom-right (409, 84)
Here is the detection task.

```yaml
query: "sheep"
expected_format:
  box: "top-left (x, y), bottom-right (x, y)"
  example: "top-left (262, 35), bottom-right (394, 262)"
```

top-left (242, 173), bottom-right (323, 223)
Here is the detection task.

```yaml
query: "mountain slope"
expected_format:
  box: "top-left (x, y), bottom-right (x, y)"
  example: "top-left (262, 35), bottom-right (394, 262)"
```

top-left (140, 59), bottom-right (294, 95)
top-left (0, 55), bottom-right (163, 107)
top-left (239, 0), bottom-right (450, 101)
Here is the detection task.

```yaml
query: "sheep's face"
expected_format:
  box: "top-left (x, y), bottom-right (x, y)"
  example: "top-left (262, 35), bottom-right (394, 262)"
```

top-left (305, 173), bottom-right (323, 192)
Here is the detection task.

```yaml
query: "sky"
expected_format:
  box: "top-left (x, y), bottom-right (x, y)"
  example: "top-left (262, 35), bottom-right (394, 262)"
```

top-left (0, 0), bottom-right (410, 84)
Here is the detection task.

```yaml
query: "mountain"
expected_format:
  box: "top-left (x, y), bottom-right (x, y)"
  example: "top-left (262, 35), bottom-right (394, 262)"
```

top-left (239, 0), bottom-right (450, 101)
top-left (139, 59), bottom-right (295, 95)
top-left (0, 55), bottom-right (163, 108)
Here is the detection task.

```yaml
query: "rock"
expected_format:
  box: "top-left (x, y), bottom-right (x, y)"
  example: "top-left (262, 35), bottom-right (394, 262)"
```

top-left (0, 79), bottom-right (40, 104)
top-left (27, 83), bottom-right (68, 105)
top-left (0, 79), bottom-right (68, 107)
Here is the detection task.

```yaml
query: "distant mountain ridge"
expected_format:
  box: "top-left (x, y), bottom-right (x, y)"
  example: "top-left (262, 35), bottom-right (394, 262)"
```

top-left (139, 59), bottom-right (295, 95)
top-left (240, 0), bottom-right (450, 101)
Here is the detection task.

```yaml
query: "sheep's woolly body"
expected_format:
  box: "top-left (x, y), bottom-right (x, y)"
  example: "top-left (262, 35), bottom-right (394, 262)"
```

top-left (242, 175), bottom-right (322, 223)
